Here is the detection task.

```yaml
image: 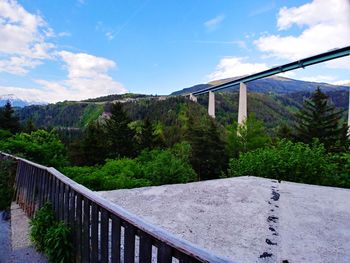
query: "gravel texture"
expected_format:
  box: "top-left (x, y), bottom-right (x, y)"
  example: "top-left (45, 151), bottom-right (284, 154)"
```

top-left (99, 176), bottom-right (350, 263)
top-left (10, 203), bottom-right (47, 263)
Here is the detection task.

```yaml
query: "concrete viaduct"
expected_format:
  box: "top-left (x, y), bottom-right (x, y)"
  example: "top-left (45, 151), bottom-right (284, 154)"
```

top-left (188, 46), bottom-right (350, 126)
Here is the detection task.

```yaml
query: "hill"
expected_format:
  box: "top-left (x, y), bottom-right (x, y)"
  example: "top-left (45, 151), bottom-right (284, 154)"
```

top-left (13, 77), bottom-right (349, 134)
top-left (171, 76), bottom-right (348, 95)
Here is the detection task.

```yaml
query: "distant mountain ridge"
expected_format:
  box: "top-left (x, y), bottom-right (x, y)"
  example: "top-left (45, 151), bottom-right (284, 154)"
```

top-left (0, 94), bottom-right (46, 107)
top-left (171, 76), bottom-right (349, 95)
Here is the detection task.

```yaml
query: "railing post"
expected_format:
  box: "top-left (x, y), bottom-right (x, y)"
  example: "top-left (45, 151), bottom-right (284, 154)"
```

top-left (238, 82), bottom-right (247, 125)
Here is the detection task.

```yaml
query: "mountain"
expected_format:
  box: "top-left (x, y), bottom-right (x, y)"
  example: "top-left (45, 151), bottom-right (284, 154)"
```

top-left (171, 76), bottom-right (349, 95)
top-left (12, 77), bottom-right (349, 135)
top-left (0, 94), bottom-right (46, 107)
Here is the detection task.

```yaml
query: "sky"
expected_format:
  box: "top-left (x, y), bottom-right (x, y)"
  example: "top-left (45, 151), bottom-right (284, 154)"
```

top-left (0, 0), bottom-right (350, 103)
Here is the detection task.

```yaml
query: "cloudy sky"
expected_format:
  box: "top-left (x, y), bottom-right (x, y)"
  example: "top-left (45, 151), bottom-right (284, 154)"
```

top-left (0, 0), bottom-right (349, 102)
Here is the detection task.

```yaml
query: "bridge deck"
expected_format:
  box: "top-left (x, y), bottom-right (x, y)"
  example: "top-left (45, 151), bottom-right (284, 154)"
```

top-left (99, 176), bottom-right (350, 263)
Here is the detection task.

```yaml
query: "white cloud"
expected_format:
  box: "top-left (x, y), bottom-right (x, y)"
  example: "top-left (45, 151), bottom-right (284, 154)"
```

top-left (207, 57), bottom-right (268, 81)
top-left (0, 0), bottom-right (54, 74)
top-left (298, 75), bottom-right (337, 83)
top-left (0, 51), bottom-right (127, 103)
top-left (333, 80), bottom-right (350, 86)
top-left (255, 0), bottom-right (350, 63)
top-left (32, 51), bottom-right (126, 102)
top-left (204, 14), bottom-right (225, 31)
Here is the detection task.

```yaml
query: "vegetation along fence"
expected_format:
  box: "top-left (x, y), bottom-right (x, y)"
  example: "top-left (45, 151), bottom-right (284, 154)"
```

top-left (0, 152), bottom-right (234, 263)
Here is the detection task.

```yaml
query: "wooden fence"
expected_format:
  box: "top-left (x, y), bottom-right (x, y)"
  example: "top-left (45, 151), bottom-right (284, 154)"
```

top-left (0, 152), bottom-right (234, 263)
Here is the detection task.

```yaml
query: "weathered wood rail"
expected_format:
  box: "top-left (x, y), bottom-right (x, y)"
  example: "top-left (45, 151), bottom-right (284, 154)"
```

top-left (0, 152), bottom-right (234, 263)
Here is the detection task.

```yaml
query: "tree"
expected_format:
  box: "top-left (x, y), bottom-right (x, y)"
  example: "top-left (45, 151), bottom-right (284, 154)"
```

top-left (188, 117), bottom-right (228, 180)
top-left (0, 101), bottom-right (20, 133)
top-left (79, 122), bottom-right (109, 165)
top-left (227, 114), bottom-right (271, 158)
top-left (105, 103), bottom-right (136, 158)
top-left (0, 129), bottom-right (68, 168)
top-left (294, 87), bottom-right (349, 152)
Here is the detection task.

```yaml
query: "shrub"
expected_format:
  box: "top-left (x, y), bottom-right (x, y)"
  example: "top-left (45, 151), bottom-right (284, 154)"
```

top-left (0, 159), bottom-right (16, 210)
top-left (30, 203), bottom-right (74, 263)
top-left (137, 148), bottom-right (197, 185)
top-left (0, 129), bottom-right (68, 168)
top-left (45, 221), bottom-right (74, 263)
top-left (61, 146), bottom-right (197, 191)
top-left (228, 140), bottom-right (340, 186)
top-left (29, 203), bottom-right (55, 252)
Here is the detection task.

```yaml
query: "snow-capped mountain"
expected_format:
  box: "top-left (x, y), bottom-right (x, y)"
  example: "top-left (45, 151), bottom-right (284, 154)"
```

top-left (0, 94), bottom-right (47, 107)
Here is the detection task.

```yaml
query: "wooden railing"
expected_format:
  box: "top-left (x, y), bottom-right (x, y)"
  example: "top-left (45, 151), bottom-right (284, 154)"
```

top-left (0, 152), bottom-right (234, 263)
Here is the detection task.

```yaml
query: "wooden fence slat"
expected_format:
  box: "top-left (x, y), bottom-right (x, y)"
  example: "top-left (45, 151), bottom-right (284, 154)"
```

top-left (100, 208), bottom-right (109, 262)
top-left (54, 177), bottom-right (60, 219)
top-left (124, 223), bottom-right (135, 263)
top-left (111, 214), bottom-right (121, 263)
top-left (157, 242), bottom-right (173, 263)
top-left (82, 197), bottom-right (90, 263)
top-left (64, 186), bottom-right (70, 223)
top-left (76, 194), bottom-right (82, 262)
top-left (90, 203), bottom-right (99, 263)
top-left (139, 232), bottom-right (152, 263)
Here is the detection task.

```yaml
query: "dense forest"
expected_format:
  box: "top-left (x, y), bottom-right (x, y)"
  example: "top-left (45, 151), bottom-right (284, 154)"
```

top-left (1, 85), bottom-right (350, 196)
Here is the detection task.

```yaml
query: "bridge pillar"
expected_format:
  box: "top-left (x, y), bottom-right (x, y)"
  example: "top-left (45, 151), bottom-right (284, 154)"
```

top-left (189, 93), bottom-right (197, 103)
top-left (238, 82), bottom-right (247, 125)
top-left (208, 91), bottom-right (215, 118)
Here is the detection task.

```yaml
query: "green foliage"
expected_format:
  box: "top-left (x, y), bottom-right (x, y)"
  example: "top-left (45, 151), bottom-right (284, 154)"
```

top-left (228, 140), bottom-right (349, 187)
top-left (0, 159), bottom-right (16, 210)
top-left (137, 148), bottom-right (197, 185)
top-left (30, 203), bottom-right (55, 252)
top-left (18, 102), bottom-right (103, 129)
top-left (227, 114), bottom-right (271, 158)
top-left (188, 117), bottom-right (228, 180)
top-left (79, 104), bottom-right (104, 127)
top-left (30, 203), bottom-right (73, 263)
top-left (294, 87), bottom-right (349, 152)
top-left (44, 221), bottom-right (74, 263)
top-left (62, 159), bottom-right (150, 191)
top-left (62, 144), bottom-right (197, 191)
top-left (0, 101), bottom-right (20, 133)
top-left (105, 103), bottom-right (136, 158)
top-left (0, 129), bottom-right (68, 168)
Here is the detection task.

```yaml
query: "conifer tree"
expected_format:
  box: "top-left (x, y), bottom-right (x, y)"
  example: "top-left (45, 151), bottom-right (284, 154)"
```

top-left (294, 87), bottom-right (349, 152)
top-left (0, 101), bottom-right (20, 133)
top-left (187, 117), bottom-right (227, 180)
top-left (105, 103), bottom-right (136, 158)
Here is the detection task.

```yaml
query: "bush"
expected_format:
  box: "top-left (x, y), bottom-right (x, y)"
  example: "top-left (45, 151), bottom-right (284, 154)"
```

top-left (0, 129), bottom-right (68, 168)
top-left (30, 203), bottom-right (55, 252)
top-left (228, 140), bottom-right (341, 187)
top-left (30, 203), bottom-right (73, 263)
top-left (137, 148), bottom-right (197, 185)
top-left (45, 221), bottom-right (74, 263)
top-left (0, 159), bottom-right (16, 210)
top-left (61, 145), bottom-right (197, 191)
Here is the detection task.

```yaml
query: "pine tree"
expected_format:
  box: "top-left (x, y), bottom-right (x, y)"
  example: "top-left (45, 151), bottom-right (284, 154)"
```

top-left (294, 87), bottom-right (349, 152)
top-left (187, 117), bottom-right (228, 180)
top-left (0, 101), bottom-right (20, 133)
top-left (80, 122), bottom-right (109, 165)
top-left (105, 103), bottom-right (136, 158)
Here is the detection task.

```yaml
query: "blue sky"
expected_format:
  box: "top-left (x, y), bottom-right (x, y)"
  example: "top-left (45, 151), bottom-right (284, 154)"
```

top-left (0, 0), bottom-right (349, 102)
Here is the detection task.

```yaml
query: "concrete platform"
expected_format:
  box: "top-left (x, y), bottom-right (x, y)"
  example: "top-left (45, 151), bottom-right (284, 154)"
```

top-left (98, 176), bottom-right (350, 263)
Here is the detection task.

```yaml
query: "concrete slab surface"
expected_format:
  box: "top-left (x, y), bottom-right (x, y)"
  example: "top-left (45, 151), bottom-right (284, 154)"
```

top-left (98, 176), bottom-right (350, 263)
